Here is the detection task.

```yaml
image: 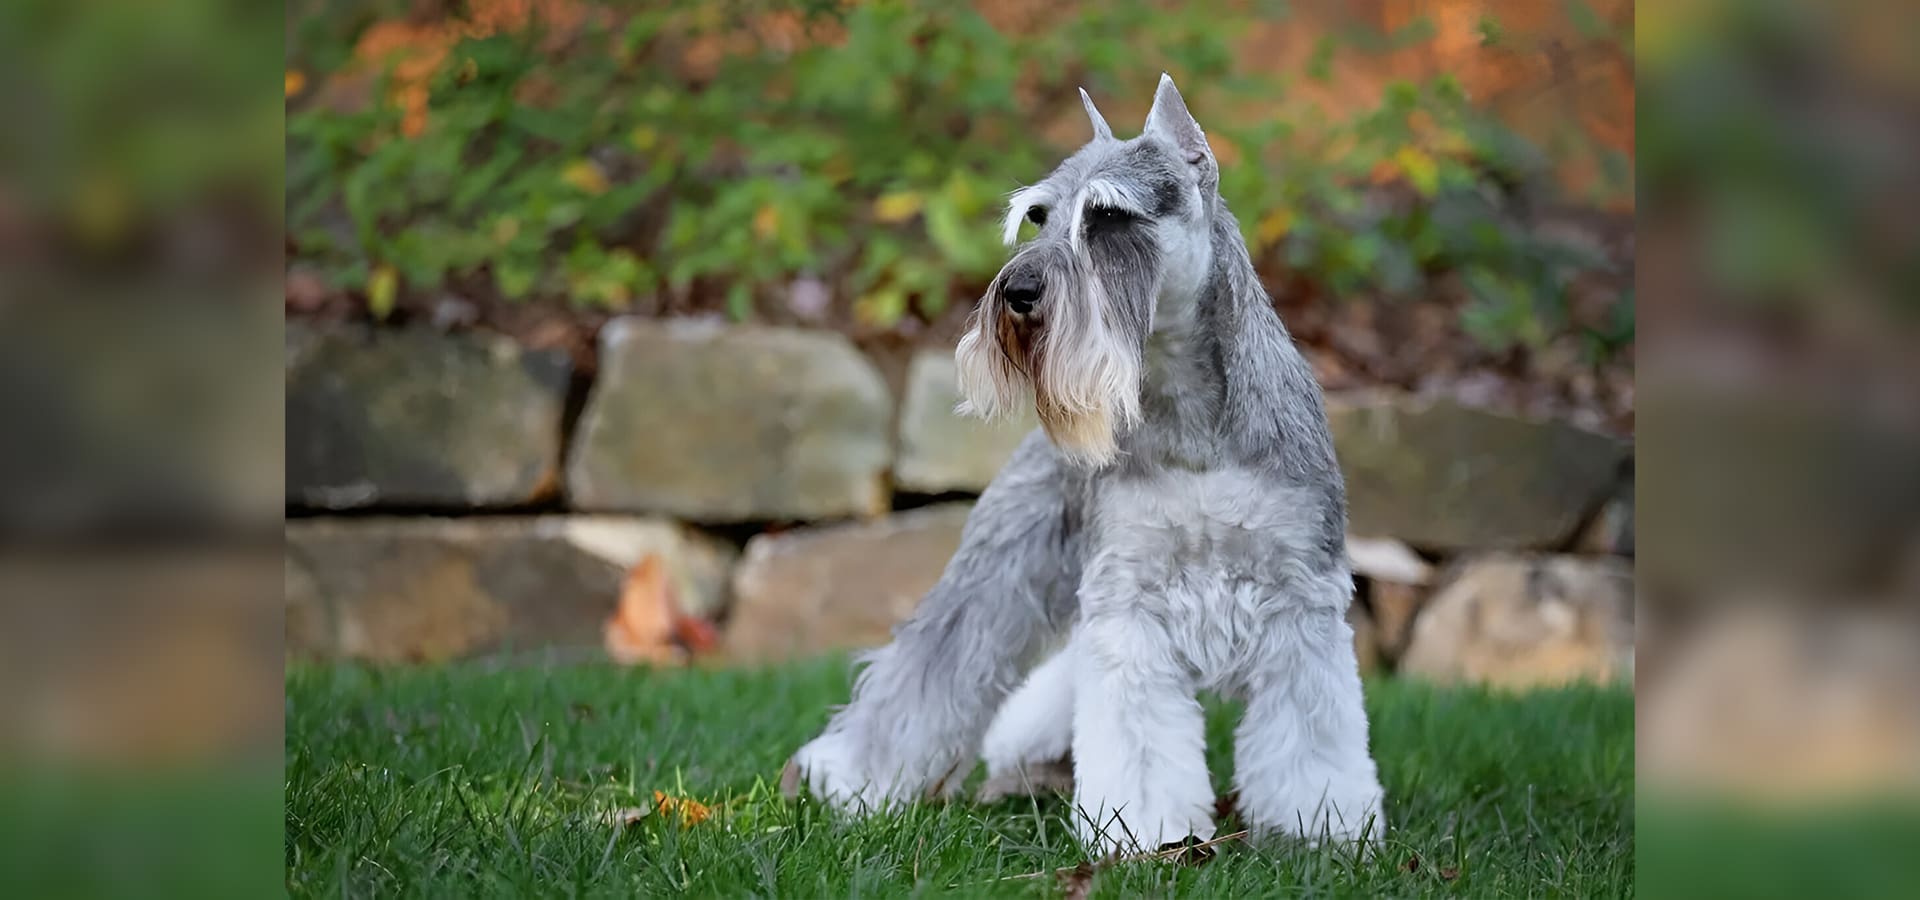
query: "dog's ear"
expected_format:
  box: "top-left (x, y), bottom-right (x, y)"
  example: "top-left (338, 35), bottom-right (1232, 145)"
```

top-left (1143, 73), bottom-right (1211, 167)
top-left (1079, 88), bottom-right (1114, 142)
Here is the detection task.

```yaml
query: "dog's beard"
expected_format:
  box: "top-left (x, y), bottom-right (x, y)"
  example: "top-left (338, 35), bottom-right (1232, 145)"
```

top-left (956, 263), bottom-right (1143, 469)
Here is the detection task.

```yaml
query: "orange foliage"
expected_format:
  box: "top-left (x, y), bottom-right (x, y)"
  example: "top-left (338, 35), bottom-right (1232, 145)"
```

top-left (342, 0), bottom-right (598, 137)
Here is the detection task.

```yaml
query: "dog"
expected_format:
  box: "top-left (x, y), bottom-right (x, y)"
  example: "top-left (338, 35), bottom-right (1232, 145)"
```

top-left (784, 75), bottom-right (1385, 856)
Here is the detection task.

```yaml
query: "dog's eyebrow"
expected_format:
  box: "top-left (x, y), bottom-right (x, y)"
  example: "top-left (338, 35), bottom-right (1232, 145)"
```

top-left (1001, 186), bottom-right (1051, 246)
top-left (1079, 179), bottom-right (1152, 216)
top-left (1067, 178), bottom-right (1151, 255)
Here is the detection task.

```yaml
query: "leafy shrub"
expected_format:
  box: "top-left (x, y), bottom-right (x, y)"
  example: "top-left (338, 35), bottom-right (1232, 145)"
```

top-left (286, 0), bottom-right (1628, 352)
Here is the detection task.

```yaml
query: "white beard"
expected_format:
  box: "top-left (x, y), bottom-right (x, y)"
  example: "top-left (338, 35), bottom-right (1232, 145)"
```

top-left (955, 273), bottom-right (1142, 469)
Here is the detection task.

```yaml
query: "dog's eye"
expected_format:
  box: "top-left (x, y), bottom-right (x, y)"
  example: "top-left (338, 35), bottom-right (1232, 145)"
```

top-left (1085, 205), bottom-right (1134, 231)
top-left (1026, 206), bottom-right (1048, 226)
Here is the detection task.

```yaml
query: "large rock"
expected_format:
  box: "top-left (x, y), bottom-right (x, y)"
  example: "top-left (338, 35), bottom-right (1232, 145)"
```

top-left (726, 504), bottom-right (972, 662)
top-left (285, 517), bottom-right (734, 663)
top-left (1400, 555), bottom-right (1634, 688)
top-left (286, 324), bottom-right (570, 509)
top-left (1329, 394), bottom-right (1627, 551)
top-left (895, 350), bottom-right (1038, 494)
top-left (567, 320), bottom-right (892, 521)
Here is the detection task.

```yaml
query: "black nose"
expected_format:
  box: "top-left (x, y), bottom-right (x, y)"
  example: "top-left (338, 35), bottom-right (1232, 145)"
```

top-left (1002, 271), bottom-right (1042, 315)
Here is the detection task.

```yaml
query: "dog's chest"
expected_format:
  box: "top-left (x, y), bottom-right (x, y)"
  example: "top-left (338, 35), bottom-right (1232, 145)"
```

top-left (1091, 468), bottom-right (1329, 684)
top-left (1095, 467), bottom-right (1323, 587)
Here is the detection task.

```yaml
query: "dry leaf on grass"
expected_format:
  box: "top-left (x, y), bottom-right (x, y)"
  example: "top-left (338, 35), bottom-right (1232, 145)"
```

top-left (604, 805), bottom-right (650, 827)
top-left (653, 790), bottom-right (712, 826)
top-left (1056, 861), bottom-right (1096, 900)
top-left (605, 792), bottom-right (716, 829)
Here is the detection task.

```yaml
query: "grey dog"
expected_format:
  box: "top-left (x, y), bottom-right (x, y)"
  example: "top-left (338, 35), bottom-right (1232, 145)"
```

top-left (786, 75), bottom-right (1385, 855)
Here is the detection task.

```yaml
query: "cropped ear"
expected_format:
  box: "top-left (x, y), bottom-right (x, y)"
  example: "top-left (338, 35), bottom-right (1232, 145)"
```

top-left (1143, 73), bottom-right (1211, 167)
top-left (1079, 88), bottom-right (1114, 142)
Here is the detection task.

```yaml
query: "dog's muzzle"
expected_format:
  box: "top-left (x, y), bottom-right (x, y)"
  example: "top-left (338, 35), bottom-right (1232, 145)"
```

top-left (1000, 264), bottom-right (1043, 317)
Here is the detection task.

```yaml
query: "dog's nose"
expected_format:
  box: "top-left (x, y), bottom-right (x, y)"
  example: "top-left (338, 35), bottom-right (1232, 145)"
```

top-left (1002, 271), bottom-right (1043, 315)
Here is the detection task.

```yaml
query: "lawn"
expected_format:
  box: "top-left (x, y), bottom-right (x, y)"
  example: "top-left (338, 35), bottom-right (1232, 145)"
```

top-left (285, 659), bottom-right (1633, 897)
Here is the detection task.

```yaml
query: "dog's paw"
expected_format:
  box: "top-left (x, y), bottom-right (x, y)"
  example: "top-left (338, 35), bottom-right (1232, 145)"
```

top-left (784, 731), bottom-right (902, 813)
top-left (1073, 794), bottom-right (1217, 858)
top-left (1241, 779), bottom-right (1387, 850)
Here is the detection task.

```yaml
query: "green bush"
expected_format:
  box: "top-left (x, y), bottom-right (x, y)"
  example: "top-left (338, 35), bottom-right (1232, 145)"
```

top-left (286, 0), bottom-right (1627, 352)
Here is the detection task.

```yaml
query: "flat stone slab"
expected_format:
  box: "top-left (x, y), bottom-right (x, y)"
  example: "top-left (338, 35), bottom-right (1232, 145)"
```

top-left (894, 350), bottom-right (1039, 494)
top-left (286, 516), bottom-right (734, 663)
top-left (286, 323), bottom-right (570, 509)
top-left (1329, 393), bottom-right (1628, 551)
top-left (725, 504), bottom-right (973, 663)
top-left (567, 319), bottom-right (892, 521)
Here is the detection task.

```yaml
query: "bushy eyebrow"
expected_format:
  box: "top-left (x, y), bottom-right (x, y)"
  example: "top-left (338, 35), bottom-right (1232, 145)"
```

top-left (1001, 186), bottom-right (1052, 246)
top-left (1068, 178), bottom-right (1152, 255)
top-left (1079, 178), bottom-right (1152, 216)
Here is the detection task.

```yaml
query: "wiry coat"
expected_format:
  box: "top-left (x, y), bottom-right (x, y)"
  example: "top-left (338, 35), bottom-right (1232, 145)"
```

top-left (788, 76), bottom-right (1384, 855)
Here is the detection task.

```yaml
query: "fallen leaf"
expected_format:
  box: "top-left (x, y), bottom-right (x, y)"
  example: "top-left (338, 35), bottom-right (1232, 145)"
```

top-left (673, 615), bottom-right (720, 655)
top-left (605, 806), bottom-right (651, 826)
top-left (285, 70), bottom-right (307, 98)
top-left (653, 790), bottom-right (711, 826)
top-left (1056, 861), bottom-right (1096, 900)
top-left (603, 555), bottom-right (682, 666)
top-left (1440, 866), bottom-right (1460, 881)
top-left (1403, 853), bottom-right (1420, 873)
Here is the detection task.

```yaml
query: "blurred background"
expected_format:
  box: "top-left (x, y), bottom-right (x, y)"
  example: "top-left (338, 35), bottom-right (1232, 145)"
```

top-left (0, 0), bottom-right (1913, 895)
top-left (284, 0), bottom-right (1635, 430)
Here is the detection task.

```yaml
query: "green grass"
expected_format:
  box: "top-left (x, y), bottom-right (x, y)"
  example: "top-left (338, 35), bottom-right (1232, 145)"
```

top-left (285, 660), bottom-right (1632, 897)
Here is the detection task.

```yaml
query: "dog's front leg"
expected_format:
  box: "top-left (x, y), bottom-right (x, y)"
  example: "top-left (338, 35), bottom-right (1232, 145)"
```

top-left (786, 434), bottom-right (1082, 812)
top-left (1070, 581), bottom-right (1217, 856)
top-left (1234, 596), bottom-right (1386, 846)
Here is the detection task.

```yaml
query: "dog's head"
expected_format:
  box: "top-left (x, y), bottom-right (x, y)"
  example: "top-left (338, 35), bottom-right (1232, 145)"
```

top-left (956, 74), bottom-right (1219, 468)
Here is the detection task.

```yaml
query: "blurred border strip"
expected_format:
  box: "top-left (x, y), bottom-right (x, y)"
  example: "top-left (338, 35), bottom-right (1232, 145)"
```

top-left (1638, 0), bottom-right (1920, 895)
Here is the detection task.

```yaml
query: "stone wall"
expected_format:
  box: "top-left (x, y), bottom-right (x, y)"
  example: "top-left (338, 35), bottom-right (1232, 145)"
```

top-left (287, 317), bottom-right (1635, 687)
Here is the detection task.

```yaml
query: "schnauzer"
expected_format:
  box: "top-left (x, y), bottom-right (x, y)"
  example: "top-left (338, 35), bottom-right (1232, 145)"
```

top-left (785, 75), bottom-right (1385, 855)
